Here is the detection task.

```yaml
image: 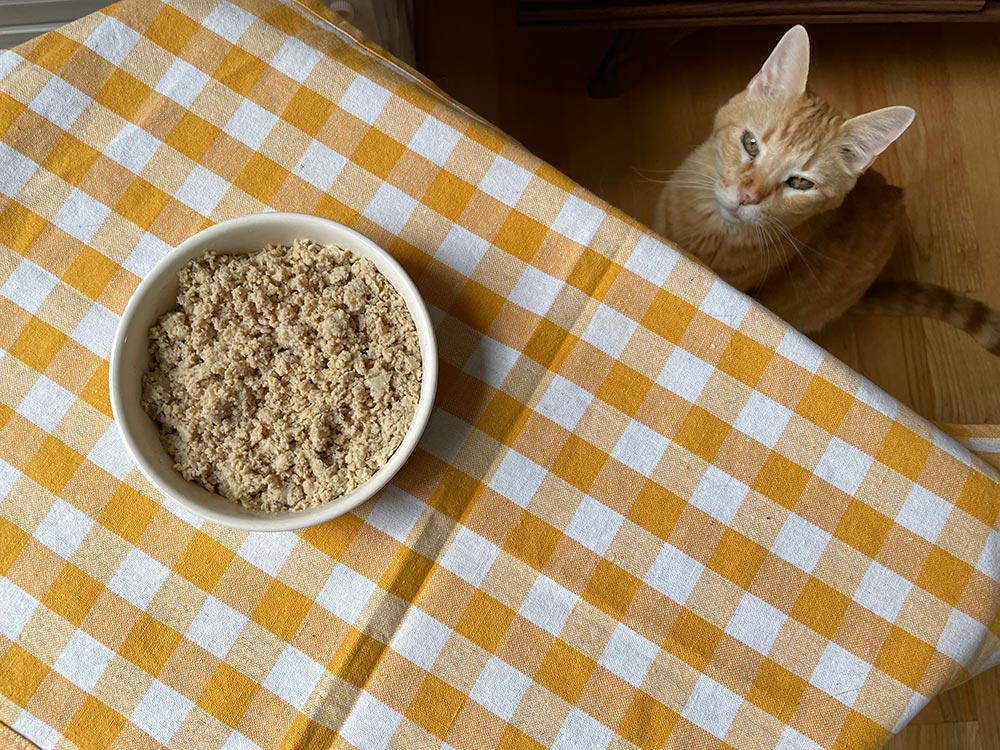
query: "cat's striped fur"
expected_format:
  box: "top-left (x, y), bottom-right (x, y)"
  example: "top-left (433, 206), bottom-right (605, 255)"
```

top-left (859, 282), bottom-right (1000, 355)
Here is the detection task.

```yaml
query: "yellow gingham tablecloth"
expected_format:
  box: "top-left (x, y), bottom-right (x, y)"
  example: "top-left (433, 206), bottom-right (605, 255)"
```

top-left (1, 2), bottom-right (999, 748)
top-left (946, 423), bottom-right (1000, 473)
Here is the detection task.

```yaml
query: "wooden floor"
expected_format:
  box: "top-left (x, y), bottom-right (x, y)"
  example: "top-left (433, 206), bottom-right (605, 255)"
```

top-left (416, 7), bottom-right (1000, 425)
top-left (415, 6), bottom-right (1000, 748)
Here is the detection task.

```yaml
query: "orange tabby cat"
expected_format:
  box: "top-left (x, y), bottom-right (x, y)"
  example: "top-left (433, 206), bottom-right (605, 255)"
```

top-left (654, 25), bottom-right (1000, 353)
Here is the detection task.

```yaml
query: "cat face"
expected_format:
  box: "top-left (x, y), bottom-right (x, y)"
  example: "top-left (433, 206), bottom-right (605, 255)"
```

top-left (706, 26), bottom-right (914, 230)
top-left (711, 91), bottom-right (855, 228)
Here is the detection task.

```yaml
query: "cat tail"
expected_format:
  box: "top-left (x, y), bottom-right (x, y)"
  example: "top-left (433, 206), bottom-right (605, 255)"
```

top-left (855, 281), bottom-right (1000, 355)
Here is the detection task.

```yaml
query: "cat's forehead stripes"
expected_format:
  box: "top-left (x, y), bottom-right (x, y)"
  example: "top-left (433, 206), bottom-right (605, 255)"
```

top-left (776, 93), bottom-right (844, 149)
top-left (800, 150), bottom-right (823, 171)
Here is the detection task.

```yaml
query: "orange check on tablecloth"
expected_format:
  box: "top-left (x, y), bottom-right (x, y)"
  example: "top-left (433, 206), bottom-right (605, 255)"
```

top-left (0, 2), bottom-right (999, 749)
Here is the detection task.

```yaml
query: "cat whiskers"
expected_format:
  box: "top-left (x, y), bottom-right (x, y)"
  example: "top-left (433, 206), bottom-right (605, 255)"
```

top-left (761, 221), bottom-right (794, 278)
top-left (766, 228), bottom-right (791, 289)
top-left (635, 175), bottom-right (716, 188)
top-left (769, 216), bottom-right (843, 265)
top-left (762, 217), bottom-right (825, 292)
top-left (760, 221), bottom-right (802, 297)
top-left (753, 223), bottom-right (784, 290)
top-left (658, 182), bottom-right (717, 192)
top-left (632, 165), bottom-right (718, 188)
top-left (752, 225), bottom-right (768, 287)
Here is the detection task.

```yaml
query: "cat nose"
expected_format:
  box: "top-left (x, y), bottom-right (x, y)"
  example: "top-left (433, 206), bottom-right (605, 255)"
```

top-left (738, 186), bottom-right (761, 206)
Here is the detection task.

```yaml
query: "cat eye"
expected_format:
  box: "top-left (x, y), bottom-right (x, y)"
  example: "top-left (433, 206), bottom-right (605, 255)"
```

top-left (786, 175), bottom-right (815, 190)
top-left (741, 130), bottom-right (759, 157)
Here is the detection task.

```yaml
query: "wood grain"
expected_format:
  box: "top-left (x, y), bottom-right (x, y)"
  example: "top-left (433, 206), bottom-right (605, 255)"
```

top-left (517, 0), bottom-right (999, 29)
top-left (886, 723), bottom-right (983, 750)
top-left (520, 0), bottom-right (985, 16)
top-left (415, 13), bottom-right (1000, 423)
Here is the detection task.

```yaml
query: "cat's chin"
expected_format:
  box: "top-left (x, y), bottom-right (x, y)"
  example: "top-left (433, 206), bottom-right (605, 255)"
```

top-left (718, 204), bottom-right (749, 225)
top-left (719, 206), bottom-right (740, 223)
top-left (717, 202), bottom-right (765, 228)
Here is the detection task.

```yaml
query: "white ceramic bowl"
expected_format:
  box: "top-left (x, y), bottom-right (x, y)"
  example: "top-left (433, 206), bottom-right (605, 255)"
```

top-left (110, 213), bottom-right (437, 532)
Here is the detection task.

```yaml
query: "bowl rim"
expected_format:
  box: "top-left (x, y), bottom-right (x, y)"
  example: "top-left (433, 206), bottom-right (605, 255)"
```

top-left (109, 212), bottom-right (438, 532)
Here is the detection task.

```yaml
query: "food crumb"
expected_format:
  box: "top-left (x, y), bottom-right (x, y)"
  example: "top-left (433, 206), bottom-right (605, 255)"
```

top-left (141, 239), bottom-right (422, 512)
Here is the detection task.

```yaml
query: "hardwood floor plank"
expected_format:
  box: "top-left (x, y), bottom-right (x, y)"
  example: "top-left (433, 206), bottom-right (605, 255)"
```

top-left (888, 722), bottom-right (983, 750)
top-left (973, 668), bottom-right (1000, 750)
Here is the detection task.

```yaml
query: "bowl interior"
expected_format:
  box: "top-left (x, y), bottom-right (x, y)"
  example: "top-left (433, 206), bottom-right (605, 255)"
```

top-left (111, 213), bottom-right (437, 532)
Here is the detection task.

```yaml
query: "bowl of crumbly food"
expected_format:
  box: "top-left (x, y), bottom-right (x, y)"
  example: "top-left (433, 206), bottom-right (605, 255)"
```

top-left (110, 213), bottom-right (437, 532)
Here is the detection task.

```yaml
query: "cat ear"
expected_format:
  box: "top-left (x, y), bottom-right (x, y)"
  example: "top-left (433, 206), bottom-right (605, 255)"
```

top-left (839, 106), bottom-right (915, 173)
top-left (748, 25), bottom-right (810, 101)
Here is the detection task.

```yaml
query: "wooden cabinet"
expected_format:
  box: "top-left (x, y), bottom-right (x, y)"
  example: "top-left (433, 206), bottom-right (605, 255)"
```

top-left (518, 0), bottom-right (999, 29)
top-left (517, 0), bottom-right (1000, 96)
